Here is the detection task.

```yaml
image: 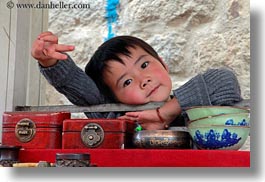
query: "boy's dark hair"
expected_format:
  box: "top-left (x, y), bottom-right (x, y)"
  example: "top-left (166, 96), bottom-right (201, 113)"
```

top-left (85, 36), bottom-right (162, 102)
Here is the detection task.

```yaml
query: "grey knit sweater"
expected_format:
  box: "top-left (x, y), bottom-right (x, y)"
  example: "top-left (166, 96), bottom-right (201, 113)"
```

top-left (40, 55), bottom-right (242, 119)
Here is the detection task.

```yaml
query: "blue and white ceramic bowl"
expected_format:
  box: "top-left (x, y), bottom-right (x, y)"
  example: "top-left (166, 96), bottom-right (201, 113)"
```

top-left (188, 125), bottom-right (250, 150)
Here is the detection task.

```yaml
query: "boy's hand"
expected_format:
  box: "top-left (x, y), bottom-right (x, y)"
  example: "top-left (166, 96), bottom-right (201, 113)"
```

top-left (119, 109), bottom-right (166, 130)
top-left (118, 97), bottom-right (182, 130)
top-left (31, 31), bottom-right (75, 67)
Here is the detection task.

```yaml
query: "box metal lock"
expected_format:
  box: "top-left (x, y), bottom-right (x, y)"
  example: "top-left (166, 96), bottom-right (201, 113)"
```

top-left (81, 123), bottom-right (104, 148)
top-left (15, 118), bottom-right (36, 143)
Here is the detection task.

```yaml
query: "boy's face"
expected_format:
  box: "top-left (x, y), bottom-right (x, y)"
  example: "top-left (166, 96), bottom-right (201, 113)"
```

top-left (103, 46), bottom-right (172, 104)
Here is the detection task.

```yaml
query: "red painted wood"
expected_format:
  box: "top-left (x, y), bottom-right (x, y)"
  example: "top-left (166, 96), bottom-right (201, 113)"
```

top-left (19, 149), bottom-right (250, 167)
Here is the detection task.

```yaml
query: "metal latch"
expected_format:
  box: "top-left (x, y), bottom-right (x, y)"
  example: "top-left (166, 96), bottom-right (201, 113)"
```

top-left (15, 118), bottom-right (36, 143)
top-left (81, 123), bottom-right (104, 148)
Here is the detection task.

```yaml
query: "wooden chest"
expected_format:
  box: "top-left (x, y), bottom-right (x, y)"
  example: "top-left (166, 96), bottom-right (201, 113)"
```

top-left (62, 119), bottom-right (135, 149)
top-left (2, 112), bottom-right (70, 149)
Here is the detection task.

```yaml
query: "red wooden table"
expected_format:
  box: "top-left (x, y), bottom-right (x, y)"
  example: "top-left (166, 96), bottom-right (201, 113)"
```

top-left (19, 149), bottom-right (250, 167)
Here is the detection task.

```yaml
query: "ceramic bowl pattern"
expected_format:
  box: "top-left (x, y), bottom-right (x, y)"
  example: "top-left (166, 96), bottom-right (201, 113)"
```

top-left (188, 126), bottom-right (250, 150)
top-left (185, 106), bottom-right (249, 121)
top-left (188, 112), bottom-right (250, 128)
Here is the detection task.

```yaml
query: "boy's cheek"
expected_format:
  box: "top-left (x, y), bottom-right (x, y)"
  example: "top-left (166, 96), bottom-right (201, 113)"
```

top-left (118, 90), bottom-right (146, 104)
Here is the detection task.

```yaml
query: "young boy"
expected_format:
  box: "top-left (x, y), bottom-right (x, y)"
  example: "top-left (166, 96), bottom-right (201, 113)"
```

top-left (31, 31), bottom-right (242, 130)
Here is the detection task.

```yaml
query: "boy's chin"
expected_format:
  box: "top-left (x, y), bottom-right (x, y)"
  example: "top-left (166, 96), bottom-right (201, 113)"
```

top-left (151, 95), bottom-right (171, 102)
top-left (138, 98), bottom-right (170, 105)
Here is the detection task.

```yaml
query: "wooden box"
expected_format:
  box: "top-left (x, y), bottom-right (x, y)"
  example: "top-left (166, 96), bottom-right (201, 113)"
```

top-left (2, 112), bottom-right (70, 149)
top-left (62, 119), bottom-right (135, 149)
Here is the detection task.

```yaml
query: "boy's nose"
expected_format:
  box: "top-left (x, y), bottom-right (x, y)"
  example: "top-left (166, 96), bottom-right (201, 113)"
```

top-left (141, 79), bottom-right (151, 88)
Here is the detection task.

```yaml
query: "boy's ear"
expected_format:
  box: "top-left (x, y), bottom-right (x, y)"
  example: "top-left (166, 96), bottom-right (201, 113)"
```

top-left (159, 57), bottom-right (169, 72)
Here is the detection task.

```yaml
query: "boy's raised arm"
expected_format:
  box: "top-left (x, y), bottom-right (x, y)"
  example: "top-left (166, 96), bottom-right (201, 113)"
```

top-left (31, 32), bottom-right (106, 111)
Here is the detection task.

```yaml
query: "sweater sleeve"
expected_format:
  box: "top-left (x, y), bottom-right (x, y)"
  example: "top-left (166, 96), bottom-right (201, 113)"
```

top-left (40, 55), bottom-right (104, 105)
top-left (173, 68), bottom-right (243, 109)
top-left (39, 55), bottom-right (122, 118)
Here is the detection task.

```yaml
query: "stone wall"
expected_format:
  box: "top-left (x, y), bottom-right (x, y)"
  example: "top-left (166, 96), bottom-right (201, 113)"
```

top-left (46, 0), bottom-right (250, 105)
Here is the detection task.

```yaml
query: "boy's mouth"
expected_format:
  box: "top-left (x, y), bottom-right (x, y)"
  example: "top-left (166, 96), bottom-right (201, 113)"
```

top-left (147, 85), bottom-right (160, 97)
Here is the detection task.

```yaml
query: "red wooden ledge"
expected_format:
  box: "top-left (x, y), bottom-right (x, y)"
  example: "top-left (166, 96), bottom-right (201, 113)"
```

top-left (19, 149), bottom-right (250, 167)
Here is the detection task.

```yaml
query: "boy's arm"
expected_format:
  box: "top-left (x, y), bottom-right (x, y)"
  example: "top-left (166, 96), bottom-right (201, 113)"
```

top-left (39, 55), bottom-right (105, 106)
top-left (32, 31), bottom-right (105, 105)
top-left (173, 68), bottom-right (243, 108)
top-left (32, 32), bottom-right (119, 118)
top-left (40, 55), bottom-right (123, 119)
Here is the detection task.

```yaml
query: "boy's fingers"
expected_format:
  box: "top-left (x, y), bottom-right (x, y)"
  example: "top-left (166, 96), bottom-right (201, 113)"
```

top-left (38, 31), bottom-right (53, 39)
top-left (47, 51), bottom-right (68, 60)
top-left (31, 39), bottom-right (45, 57)
top-left (33, 32), bottom-right (73, 61)
top-left (39, 35), bottom-right (58, 43)
top-left (55, 44), bottom-right (75, 52)
top-left (118, 115), bottom-right (139, 121)
top-left (42, 45), bottom-right (73, 59)
top-left (125, 112), bottom-right (139, 117)
top-left (118, 115), bottom-right (128, 120)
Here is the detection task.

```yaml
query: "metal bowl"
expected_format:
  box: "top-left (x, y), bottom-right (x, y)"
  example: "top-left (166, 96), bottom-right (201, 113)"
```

top-left (133, 127), bottom-right (192, 149)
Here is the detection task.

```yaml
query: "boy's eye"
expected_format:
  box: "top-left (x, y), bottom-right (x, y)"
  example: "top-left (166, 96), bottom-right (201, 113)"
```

top-left (141, 61), bottom-right (149, 69)
top-left (123, 79), bottom-right (132, 87)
